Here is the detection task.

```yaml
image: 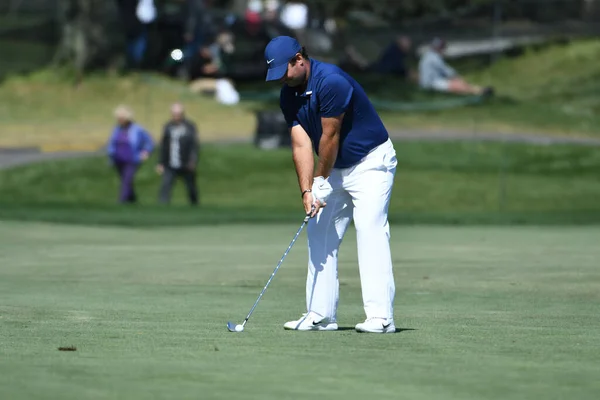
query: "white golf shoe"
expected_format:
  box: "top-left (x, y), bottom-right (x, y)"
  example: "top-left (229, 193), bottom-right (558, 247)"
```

top-left (355, 318), bottom-right (396, 333)
top-left (283, 312), bottom-right (338, 331)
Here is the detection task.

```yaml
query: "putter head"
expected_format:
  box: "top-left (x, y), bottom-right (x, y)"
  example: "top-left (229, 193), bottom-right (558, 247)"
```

top-left (227, 321), bottom-right (239, 332)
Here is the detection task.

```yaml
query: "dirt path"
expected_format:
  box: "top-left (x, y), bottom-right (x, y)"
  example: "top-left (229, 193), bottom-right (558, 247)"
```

top-left (389, 130), bottom-right (600, 145)
top-left (1, 130), bottom-right (599, 170)
top-left (0, 148), bottom-right (101, 170)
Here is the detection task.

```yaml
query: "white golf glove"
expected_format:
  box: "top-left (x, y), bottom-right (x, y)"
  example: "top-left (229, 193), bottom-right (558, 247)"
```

top-left (312, 176), bottom-right (333, 204)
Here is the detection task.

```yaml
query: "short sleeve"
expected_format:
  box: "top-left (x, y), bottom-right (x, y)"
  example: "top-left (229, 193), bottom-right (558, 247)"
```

top-left (280, 90), bottom-right (299, 129)
top-left (433, 53), bottom-right (456, 78)
top-left (318, 74), bottom-right (354, 117)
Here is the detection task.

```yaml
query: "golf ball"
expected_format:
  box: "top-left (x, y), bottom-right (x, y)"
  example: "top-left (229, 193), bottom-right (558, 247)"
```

top-left (235, 325), bottom-right (244, 332)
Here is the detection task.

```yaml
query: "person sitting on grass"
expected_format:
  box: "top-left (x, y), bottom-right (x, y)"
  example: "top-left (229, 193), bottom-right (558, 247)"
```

top-left (418, 37), bottom-right (494, 97)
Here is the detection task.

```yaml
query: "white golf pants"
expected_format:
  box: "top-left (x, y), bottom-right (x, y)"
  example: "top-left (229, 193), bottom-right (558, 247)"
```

top-left (306, 138), bottom-right (397, 321)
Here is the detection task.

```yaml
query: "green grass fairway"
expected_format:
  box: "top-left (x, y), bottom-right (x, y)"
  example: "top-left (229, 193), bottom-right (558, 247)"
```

top-left (2, 141), bottom-right (600, 225)
top-left (1, 222), bottom-right (599, 399)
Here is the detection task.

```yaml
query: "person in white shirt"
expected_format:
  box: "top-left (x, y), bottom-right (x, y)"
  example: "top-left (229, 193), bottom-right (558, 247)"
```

top-left (279, 1), bottom-right (308, 42)
top-left (118, 0), bottom-right (156, 68)
top-left (136, 0), bottom-right (156, 24)
top-left (280, 1), bottom-right (308, 30)
top-left (419, 38), bottom-right (493, 96)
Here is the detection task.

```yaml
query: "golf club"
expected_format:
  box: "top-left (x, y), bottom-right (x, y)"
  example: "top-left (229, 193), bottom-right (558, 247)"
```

top-left (227, 207), bottom-right (314, 332)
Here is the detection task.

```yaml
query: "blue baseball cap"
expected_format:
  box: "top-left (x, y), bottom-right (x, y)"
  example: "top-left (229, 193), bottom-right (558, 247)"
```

top-left (264, 36), bottom-right (302, 82)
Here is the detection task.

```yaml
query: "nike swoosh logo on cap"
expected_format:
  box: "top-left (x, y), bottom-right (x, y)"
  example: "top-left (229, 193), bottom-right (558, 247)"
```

top-left (267, 59), bottom-right (275, 64)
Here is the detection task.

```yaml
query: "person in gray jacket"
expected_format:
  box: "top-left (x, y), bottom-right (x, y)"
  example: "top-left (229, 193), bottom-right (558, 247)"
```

top-left (156, 103), bottom-right (200, 205)
top-left (418, 38), bottom-right (493, 96)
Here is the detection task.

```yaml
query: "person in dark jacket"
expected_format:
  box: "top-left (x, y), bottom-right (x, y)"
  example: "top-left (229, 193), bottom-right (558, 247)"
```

top-left (370, 35), bottom-right (413, 78)
top-left (115, 0), bottom-right (146, 69)
top-left (181, 0), bottom-right (218, 78)
top-left (156, 103), bottom-right (200, 205)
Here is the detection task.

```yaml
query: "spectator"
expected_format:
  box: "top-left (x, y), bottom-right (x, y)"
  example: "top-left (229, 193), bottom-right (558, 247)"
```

top-left (370, 35), bottom-right (414, 79)
top-left (183, 0), bottom-right (209, 67)
top-left (156, 103), bottom-right (200, 206)
top-left (245, 0), bottom-right (263, 35)
top-left (340, 35), bottom-right (415, 80)
top-left (189, 45), bottom-right (221, 79)
top-left (115, 0), bottom-right (156, 69)
top-left (179, 0), bottom-right (220, 80)
top-left (187, 31), bottom-right (240, 105)
top-left (279, 0), bottom-right (308, 42)
top-left (115, 0), bottom-right (143, 68)
top-left (107, 105), bottom-right (154, 204)
top-left (264, 0), bottom-right (282, 23)
top-left (188, 30), bottom-right (234, 80)
top-left (279, 0), bottom-right (308, 30)
top-left (418, 38), bottom-right (494, 96)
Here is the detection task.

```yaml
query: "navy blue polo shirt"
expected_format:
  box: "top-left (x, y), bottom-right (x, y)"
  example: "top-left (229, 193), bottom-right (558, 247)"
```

top-left (280, 58), bottom-right (389, 169)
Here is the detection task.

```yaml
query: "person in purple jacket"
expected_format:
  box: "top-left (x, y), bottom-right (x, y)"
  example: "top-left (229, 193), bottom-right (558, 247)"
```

top-left (106, 105), bottom-right (154, 203)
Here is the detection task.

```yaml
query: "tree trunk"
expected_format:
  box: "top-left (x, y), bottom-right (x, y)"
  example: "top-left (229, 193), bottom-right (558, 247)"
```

top-left (582, 0), bottom-right (600, 21)
top-left (53, 0), bottom-right (108, 83)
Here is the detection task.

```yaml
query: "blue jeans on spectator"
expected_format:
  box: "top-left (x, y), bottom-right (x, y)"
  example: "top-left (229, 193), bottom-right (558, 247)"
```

top-left (184, 32), bottom-right (204, 64)
top-left (127, 26), bottom-right (148, 67)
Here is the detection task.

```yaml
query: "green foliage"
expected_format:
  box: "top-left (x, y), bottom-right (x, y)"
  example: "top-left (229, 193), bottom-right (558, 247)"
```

top-left (1, 141), bottom-right (599, 226)
top-left (240, 39), bottom-right (600, 137)
top-left (302, 0), bottom-right (497, 20)
top-left (469, 39), bottom-right (600, 108)
top-left (2, 222), bottom-right (600, 399)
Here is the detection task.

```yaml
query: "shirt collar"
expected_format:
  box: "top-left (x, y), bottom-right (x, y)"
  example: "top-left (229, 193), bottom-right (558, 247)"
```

top-left (294, 58), bottom-right (316, 98)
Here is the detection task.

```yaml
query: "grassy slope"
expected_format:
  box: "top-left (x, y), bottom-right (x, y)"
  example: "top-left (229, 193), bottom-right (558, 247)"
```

top-left (0, 222), bottom-right (599, 399)
top-left (380, 39), bottom-right (600, 135)
top-left (1, 141), bottom-right (599, 225)
top-left (0, 40), bottom-right (54, 77)
top-left (0, 70), bottom-right (257, 149)
top-left (0, 39), bottom-right (599, 149)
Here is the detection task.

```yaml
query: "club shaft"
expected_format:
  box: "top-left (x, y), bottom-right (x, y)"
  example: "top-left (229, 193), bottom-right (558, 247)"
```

top-left (241, 216), bottom-right (310, 326)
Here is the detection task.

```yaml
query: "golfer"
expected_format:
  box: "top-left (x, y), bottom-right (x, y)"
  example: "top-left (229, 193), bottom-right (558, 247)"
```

top-left (264, 36), bottom-right (398, 333)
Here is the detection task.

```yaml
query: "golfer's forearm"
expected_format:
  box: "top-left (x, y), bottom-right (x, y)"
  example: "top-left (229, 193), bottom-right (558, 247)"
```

top-left (293, 145), bottom-right (314, 193)
top-left (315, 128), bottom-right (339, 179)
top-left (315, 115), bottom-right (343, 178)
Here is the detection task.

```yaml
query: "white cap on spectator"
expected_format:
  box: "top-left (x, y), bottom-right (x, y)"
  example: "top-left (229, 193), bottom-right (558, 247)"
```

top-left (136, 0), bottom-right (157, 24)
top-left (114, 105), bottom-right (133, 120)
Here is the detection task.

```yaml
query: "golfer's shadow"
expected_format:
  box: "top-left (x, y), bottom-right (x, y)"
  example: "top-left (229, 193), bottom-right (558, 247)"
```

top-left (337, 327), bottom-right (416, 333)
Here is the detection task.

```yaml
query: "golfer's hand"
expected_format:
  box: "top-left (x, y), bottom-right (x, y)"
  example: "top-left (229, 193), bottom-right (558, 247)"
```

top-left (140, 151), bottom-right (149, 161)
top-left (312, 176), bottom-right (333, 204)
top-left (303, 191), bottom-right (325, 218)
top-left (155, 164), bottom-right (164, 175)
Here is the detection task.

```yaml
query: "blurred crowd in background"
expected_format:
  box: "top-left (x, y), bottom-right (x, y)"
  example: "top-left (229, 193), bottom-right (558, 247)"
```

top-left (106, 0), bottom-right (496, 203)
top-left (113, 0), bottom-right (492, 104)
top-left (3, 0), bottom-right (597, 205)
top-left (116, 0), bottom-right (316, 81)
